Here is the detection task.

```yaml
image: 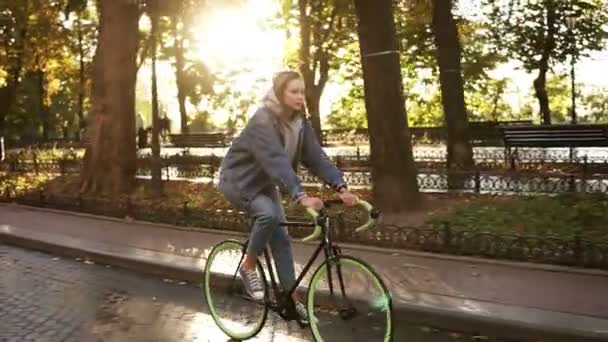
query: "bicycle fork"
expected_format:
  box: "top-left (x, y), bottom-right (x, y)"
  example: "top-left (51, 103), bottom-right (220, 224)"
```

top-left (324, 245), bottom-right (358, 320)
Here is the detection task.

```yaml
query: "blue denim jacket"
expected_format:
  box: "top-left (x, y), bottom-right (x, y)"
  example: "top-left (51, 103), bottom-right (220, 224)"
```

top-left (218, 107), bottom-right (345, 205)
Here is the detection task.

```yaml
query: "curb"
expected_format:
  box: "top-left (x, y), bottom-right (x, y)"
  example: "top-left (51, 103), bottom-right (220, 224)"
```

top-left (0, 228), bottom-right (606, 342)
top-left (0, 228), bottom-right (203, 283)
top-left (4, 202), bottom-right (608, 278)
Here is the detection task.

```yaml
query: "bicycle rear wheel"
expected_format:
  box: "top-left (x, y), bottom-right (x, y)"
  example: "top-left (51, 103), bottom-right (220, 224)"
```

top-left (203, 240), bottom-right (268, 340)
top-left (307, 255), bottom-right (393, 342)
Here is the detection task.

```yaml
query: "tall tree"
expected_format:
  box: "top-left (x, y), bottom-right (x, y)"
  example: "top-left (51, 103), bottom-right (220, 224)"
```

top-left (485, 0), bottom-right (608, 124)
top-left (25, 1), bottom-right (67, 142)
top-left (353, 0), bottom-right (421, 213)
top-left (79, 0), bottom-right (140, 196)
top-left (71, 7), bottom-right (96, 133)
top-left (282, 0), bottom-right (354, 141)
top-left (0, 1), bottom-right (29, 143)
top-left (149, 0), bottom-right (162, 195)
top-left (171, 9), bottom-right (188, 134)
top-left (154, 0), bottom-right (213, 134)
top-left (431, 0), bottom-right (474, 172)
top-left (326, 1), bottom-right (506, 132)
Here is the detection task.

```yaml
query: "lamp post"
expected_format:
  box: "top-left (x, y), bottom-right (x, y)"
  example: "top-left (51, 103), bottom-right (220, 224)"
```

top-left (566, 12), bottom-right (578, 124)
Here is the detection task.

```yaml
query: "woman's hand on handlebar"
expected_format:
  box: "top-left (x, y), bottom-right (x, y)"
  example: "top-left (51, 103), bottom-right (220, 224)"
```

top-left (338, 189), bottom-right (358, 207)
top-left (299, 195), bottom-right (324, 210)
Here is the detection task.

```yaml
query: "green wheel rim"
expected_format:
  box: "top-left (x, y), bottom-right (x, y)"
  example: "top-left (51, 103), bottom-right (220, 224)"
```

top-left (307, 256), bottom-right (393, 342)
top-left (203, 240), bottom-right (268, 340)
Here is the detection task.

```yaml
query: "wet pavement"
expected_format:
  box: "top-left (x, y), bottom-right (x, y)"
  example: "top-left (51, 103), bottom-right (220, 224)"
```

top-left (0, 244), bottom-right (315, 342)
top-left (2, 204), bottom-right (608, 342)
top-left (0, 244), bottom-right (502, 342)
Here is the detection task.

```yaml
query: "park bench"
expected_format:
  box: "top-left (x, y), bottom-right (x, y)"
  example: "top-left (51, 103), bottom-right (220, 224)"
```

top-left (468, 120), bottom-right (532, 146)
top-left (168, 132), bottom-right (231, 148)
top-left (501, 124), bottom-right (608, 161)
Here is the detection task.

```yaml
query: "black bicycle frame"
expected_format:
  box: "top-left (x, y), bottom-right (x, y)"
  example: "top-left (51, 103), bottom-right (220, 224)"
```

top-left (260, 212), bottom-right (350, 313)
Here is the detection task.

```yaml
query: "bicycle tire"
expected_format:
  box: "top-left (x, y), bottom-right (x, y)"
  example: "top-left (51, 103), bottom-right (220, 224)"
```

top-left (203, 240), bottom-right (268, 340)
top-left (306, 255), bottom-right (393, 342)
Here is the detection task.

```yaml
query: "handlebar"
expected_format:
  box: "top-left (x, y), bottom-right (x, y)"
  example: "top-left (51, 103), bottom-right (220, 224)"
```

top-left (301, 199), bottom-right (380, 243)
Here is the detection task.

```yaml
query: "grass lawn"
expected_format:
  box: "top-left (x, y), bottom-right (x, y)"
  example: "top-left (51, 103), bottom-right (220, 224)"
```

top-left (427, 193), bottom-right (608, 242)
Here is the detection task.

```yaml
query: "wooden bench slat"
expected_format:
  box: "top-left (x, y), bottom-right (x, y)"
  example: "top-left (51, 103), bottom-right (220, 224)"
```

top-left (168, 133), bottom-right (231, 148)
top-left (500, 124), bottom-right (608, 150)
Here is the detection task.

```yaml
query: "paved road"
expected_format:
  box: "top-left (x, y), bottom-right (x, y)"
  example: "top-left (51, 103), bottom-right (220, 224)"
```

top-left (0, 244), bottom-right (497, 342)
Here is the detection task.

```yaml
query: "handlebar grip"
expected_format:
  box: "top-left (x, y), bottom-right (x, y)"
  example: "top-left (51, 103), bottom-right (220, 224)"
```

top-left (301, 208), bottom-right (322, 242)
top-left (353, 200), bottom-right (379, 233)
top-left (300, 200), bottom-right (380, 242)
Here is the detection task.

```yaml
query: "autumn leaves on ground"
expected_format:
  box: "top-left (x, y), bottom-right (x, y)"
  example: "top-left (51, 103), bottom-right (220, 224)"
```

top-left (2, 172), bottom-right (606, 244)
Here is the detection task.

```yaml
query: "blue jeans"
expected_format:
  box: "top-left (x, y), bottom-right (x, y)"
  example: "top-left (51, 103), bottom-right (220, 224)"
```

top-left (218, 178), bottom-right (297, 291)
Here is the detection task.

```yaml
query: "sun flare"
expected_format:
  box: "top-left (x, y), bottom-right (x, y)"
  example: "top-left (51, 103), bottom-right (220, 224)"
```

top-left (193, 1), bottom-right (285, 74)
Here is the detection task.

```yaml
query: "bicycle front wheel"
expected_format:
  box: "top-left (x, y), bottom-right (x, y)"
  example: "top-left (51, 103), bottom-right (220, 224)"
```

top-left (307, 255), bottom-right (393, 342)
top-left (203, 240), bottom-right (268, 340)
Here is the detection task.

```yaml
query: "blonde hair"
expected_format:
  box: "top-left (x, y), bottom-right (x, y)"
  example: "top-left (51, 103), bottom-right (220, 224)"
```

top-left (272, 71), bottom-right (304, 108)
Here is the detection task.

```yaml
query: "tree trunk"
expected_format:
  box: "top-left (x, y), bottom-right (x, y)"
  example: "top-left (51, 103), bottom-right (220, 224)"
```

top-left (353, 0), bottom-right (421, 213)
top-left (298, 0), bottom-right (325, 142)
top-left (149, 0), bottom-right (163, 196)
top-left (80, 0), bottom-right (139, 197)
top-left (76, 12), bottom-right (86, 131)
top-left (431, 0), bottom-right (474, 188)
top-left (534, 69), bottom-right (551, 125)
top-left (535, 0), bottom-right (557, 125)
top-left (0, 27), bottom-right (27, 143)
top-left (172, 17), bottom-right (188, 134)
top-left (306, 85), bottom-right (323, 142)
top-left (36, 67), bottom-right (50, 142)
top-left (0, 87), bottom-right (12, 140)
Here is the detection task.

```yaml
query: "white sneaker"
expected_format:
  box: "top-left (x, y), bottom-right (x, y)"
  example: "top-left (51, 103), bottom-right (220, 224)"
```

top-left (294, 301), bottom-right (309, 325)
top-left (239, 267), bottom-right (264, 301)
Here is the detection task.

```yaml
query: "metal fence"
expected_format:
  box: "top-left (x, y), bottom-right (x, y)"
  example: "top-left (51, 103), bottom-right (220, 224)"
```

top-left (3, 190), bottom-right (606, 270)
top-left (3, 152), bottom-right (608, 195)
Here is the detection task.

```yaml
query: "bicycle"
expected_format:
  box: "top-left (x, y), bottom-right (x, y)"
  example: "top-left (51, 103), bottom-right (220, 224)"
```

top-left (203, 199), bottom-right (393, 341)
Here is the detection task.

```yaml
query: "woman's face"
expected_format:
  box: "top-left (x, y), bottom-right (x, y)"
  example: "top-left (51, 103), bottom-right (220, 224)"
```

top-left (282, 78), bottom-right (306, 112)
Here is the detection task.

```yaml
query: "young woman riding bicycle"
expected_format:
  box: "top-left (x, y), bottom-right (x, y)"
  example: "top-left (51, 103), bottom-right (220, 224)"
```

top-left (217, 70), bottom-right (358, 323)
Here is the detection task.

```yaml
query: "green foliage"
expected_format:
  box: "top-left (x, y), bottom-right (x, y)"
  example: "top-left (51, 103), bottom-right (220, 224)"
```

top-left (484, 0), bottom-right (608, 71)
top-left (428, 193), bottom-right (608, 242)
top-left (203, 69), bottom-right (260, 131)
top-left (517, 73), bottom-right (574, 124)
top-left (545, 74), bottom-right (572, 123)
top-left (465, 78), bottom-right (513, 121)
top-left (326, 0), bottom-right (510, 129)
top-left (279, 0), bottom-right (356, 67)
top-left (407, 91), bottom-right (444, 126)
top-left (187, 110), bottom-right (217, 132)
top-left (326, 81), bottom-right (367, 129)
top-left (1, 0), bottom-right (97, 142)
top-left (581, 88), bottom-right (608, 123)
top-left (157, 0), bottom-right (215, 108)
top-left (0, 171), bottom-right (55, 199)
top-left (179, 61), bottom-right (214, 106)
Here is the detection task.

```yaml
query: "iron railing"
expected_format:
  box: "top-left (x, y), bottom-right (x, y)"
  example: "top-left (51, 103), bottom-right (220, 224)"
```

top-left (3, 153), bottom-right (608, 195)
top-left (2, 190), bottom-right (605, 270)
